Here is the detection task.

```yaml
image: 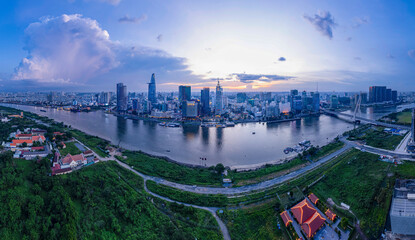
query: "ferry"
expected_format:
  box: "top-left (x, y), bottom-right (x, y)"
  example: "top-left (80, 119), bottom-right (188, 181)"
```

top-left (167, 123), bottom-right (180, 128)
top-left (40, 109), bottom-right (47, 112)
top-left (298, 140), bottom-right (311, 147)
top-left (158, 122), bottom-right (166, 127)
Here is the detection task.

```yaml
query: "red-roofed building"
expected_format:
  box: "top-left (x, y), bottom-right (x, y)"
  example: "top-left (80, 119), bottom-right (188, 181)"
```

top-left (16, 134), bottom-right (32, 140)
top-left (280, 211), bottom-right (293, 227)
top-left (31, 146), bottom-right (45, 151)
top-left (325, 209), bottom-right (336, 221)
top-left (308, 193), bottom-right (319, 205)
top-left (291, 199), bottom-right (317, 224)
top-left (301, 212), bottom-right (326, 238)
top-left (11, 139), bottom-right (33, 148)
top-left (60, 154), bottom-right (86, 169)
top-left (32, 135), bottom-right (46, 143)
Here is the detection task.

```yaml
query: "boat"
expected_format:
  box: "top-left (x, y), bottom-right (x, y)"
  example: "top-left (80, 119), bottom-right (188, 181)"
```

top-left (216, 124), bottom-right (226, 128)
top-left (158, 122), bottom-right (166, 126)
top-left (40, 110), bottom-right (47, 112)
top-left (225, 122), bottom-right (235, 127)
top-left (252, 132), bottom-right (256, 134)
top-left (167, 123), bottom-right (180, 128)
top-left (283, 147), bottom-right (293, 154)
top-left (298, 140), bottom-right (311, 147)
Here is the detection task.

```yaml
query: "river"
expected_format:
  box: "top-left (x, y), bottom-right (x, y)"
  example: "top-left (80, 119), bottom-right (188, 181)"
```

top-left (2, 103), bottom-right (413, 168)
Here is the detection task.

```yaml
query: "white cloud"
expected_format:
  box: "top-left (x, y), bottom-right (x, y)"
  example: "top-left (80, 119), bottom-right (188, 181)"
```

top-left (14, 14), bottom-right (118, 83)
top-left (409, 49), bottom-right (415, 60)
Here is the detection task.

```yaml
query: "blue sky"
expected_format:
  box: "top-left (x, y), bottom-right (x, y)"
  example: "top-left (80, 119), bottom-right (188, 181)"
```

top-left (0, 0), bottom-right (414, 92)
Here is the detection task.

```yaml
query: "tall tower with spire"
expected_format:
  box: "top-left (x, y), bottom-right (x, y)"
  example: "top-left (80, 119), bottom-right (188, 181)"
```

top-left (215, 81), bottom-right (223, 115)
top-left (148, 73), bottom-right (157, 104)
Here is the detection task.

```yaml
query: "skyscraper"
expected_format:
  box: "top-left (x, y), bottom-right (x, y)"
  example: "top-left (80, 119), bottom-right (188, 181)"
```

top-left (201, 87), bottom-right (210, 115)
top-left (116, 83), bottom-right (127, 112)
top-left (215, 81), bottom-right (223, 115)
top-left (179, 85), bottom-right (191, 102)
top-left (148, 73), bottom-right (157, 104)
top-left (312, 92), bottom-right (320, 113)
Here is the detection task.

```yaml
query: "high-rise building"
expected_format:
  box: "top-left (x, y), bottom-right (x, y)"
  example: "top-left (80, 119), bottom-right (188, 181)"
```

top-left (148, 73), bottom-right (157, 104)
top-left (182, 101), bottom-right (198, 118)
top-left (412, 109), bottom-right (415, 143)
top-left (179, 85), bottom-right (191, 102)
top-left (47, 92), bottom-right (54, 102)
top-left (99, 92), bottom-right (111, 105)
top-left (392, 90), bottom-right (398, 103)
top-left (312, 92), bottom-right (320, 113)
top-left (330, 95), bottom-right (338, 109)
top-left (215, 81), bottom-right (223, 115)
top-left (132, 99), bottom-right (139, 111)
top-left (369, 86), bottom-right (387, 103)
top-left (201, 87), bottom-right (210, 115)
top-left (386, 88), bottom-right (392, 101)
top-left (116, 83), bottom-right (127, 112)
top-left (236, 93), bottom-right (247, 103)
top-left (360, 92), bottom-right (368, 104)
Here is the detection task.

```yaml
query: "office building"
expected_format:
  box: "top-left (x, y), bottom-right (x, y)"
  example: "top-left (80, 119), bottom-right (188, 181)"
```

top-left (312, 92), bottom-right (320, 112)
top-left (215, 81), bottom-right (223, 115)
top-left (179, 85), bottom-right (191, 102)
top-left (360, 92), bottom-right (368, 104)
top-left (148, 73), bottom-right (157, 104)
top-left (392, 90), bottom-right (398, 103)
top-left (182, 101), bottom-right (198, 118)
top-left (201, 87), bottom-right (210, 115)
top-left (116, 83), bottom-right (127, 112)
top-left (132, 99), bottom-right (139, 111)
top-left (330, 95), bottom-right (338, 109)
top-left (369, 86), bottom-right (387, 103)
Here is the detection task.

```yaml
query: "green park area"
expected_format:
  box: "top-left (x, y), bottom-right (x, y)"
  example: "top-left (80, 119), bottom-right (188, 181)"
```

top-left (0, 153), bottom-right (222, 240)
top-left (346, 125), bottom-right (404, 150)
top-left (58, 141), bottom-right (82, 156)
top-left (381, 108), bottom-right (413, 125)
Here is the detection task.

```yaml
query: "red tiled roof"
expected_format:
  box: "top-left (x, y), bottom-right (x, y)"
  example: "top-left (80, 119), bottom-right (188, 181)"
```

top-left (84, 150), bottom-right (93, 154)
top-left (52, 168), bottom-right (71, 175)
top-left (61, 154), bottom-right (85, 165)
top-left (325, 209), bottom-right (336, 221)
top-left (32, 135), bottom-right (46, 141)
top-left (308, 193), bottom-right (319, 205)
top-left (16, 134), bottom-right (32, 138)
top-left (31, 146), bottom-right (45, 151)
top-left (291, 199), bottom-right (317, 224)
top-left (301, 212), bottom-right (326, 238)
top-left (280, 211), bottom-right (292, 227)
top-left (12, 139), bottom-right (33, 145)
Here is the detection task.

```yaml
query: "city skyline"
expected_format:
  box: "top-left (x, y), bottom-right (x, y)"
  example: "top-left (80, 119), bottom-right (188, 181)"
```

top-left (0, 0), bottom-right (415, 92)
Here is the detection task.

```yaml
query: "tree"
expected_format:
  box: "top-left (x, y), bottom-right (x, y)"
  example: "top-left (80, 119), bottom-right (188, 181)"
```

top-left (21, 142), bottom-right (28, 148)
top-left (340, 217), bottom-right (349, 230)
top-left (214, 163), bottom-right (225, 175)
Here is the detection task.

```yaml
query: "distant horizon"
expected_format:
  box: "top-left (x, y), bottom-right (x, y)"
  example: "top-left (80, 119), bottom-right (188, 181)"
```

top-left (0, 1), bottom-right (414, 92)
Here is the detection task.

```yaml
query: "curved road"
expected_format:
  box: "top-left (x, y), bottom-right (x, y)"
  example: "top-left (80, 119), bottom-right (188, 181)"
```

top-left (110, 142), bottom-right (353, 195)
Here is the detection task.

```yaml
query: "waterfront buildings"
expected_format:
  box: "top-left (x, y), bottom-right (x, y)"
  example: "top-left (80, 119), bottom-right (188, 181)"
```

top-left (116, 83), bottom-right (127, 112)
top-left (201, 87), bottom-right (210, 115)
top-left (369, 86), bottom-right (398, 103)
top-left (182, 101), bottom-right (198, 118)
top-left (215, 81), bottom-right (223, 115)
top-left (148, 73), bottom-right (157, 104)
top-left (179, 85), bottom-right (191, 102)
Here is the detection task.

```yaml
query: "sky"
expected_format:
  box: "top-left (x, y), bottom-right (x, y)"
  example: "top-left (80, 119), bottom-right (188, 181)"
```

top-left (0, 0), bottom-right (414, 92)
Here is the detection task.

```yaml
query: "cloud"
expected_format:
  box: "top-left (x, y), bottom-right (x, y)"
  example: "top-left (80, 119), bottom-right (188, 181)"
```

top-left (409, 50), bottom-right (415, 60)
top-left (304, 11), bottom-right (336, 39)
top-left (118, 14), bottom-right (147, 24)
top-left (278, 57), bottom-right (286, 61)
top-left (229, 73), bottom-right (293, 83)
top-left (387, 53), bottom-right (395, 59)
top-left (157, 34), bottom-right (163, 42)
top-left (346, 37), bottom-right (352, 41)
top-left (352, 16), bottom-right (370, 28)
top-left (205, 47), bottom-right (212, 51)
top-left (14, 14), bottom-right (117, 83)
top-left (354, 57), bottom-right (362, 61)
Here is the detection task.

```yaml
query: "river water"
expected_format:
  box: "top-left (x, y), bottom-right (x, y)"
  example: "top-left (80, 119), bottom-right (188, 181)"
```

top-left (2, 103), bottom-right (413, 168)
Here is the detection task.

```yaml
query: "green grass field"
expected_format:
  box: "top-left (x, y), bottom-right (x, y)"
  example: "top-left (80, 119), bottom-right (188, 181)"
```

top-left (310, 150), bottom-right (394, 239)
top-left (59, 141), bottom-right (82, 156)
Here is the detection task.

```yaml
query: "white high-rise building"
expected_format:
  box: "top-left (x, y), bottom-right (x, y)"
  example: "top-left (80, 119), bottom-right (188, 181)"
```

top-left (215, 81), bottom-right (223, 115)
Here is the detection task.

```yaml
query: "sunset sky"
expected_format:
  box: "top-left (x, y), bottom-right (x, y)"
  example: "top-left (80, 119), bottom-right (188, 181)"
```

top-left (0, 0), bottom-right (414, 92)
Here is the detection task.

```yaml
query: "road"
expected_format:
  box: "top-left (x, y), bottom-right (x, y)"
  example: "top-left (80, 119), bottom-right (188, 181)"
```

top-left (111, 143), bottom-right (353, 195)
